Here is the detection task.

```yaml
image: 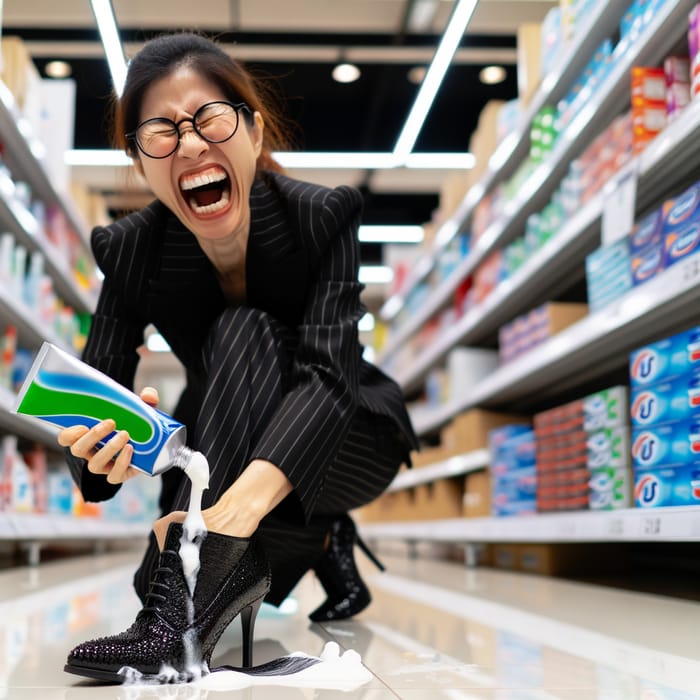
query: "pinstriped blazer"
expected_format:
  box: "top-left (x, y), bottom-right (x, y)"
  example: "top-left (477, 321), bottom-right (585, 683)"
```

top-left (70, 171), bottom-right (418, 515)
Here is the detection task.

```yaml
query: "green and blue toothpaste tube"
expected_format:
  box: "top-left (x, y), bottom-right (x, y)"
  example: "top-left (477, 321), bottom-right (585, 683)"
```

top-left (14, 342), bottom-right (189, 476)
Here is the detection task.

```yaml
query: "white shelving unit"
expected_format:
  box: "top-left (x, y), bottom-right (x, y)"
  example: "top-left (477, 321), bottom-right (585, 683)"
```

top-left (361, 505), bottom-right (700, 543)
top-left (372, 0), bottom-right (700, 549)
top-left (387, 448), bottom-right (489, 492)
top-left (0, 512), bottom-right (149, 541)
top-left (378, 0), bottom-right (696, 367)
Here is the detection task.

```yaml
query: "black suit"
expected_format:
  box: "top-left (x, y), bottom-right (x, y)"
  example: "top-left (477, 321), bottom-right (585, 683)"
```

top-left (68, 171), bottom-right (417, 603)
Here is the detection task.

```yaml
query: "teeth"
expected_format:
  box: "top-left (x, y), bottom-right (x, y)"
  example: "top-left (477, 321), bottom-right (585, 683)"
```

top-left (180, 169), bottom-right (227, 191)
top-left (188, 190), bottom-right (230, 215)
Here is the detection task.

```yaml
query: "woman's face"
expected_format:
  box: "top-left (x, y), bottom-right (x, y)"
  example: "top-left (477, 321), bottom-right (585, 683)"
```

top-left (132, 65), bottom-right (264, 241)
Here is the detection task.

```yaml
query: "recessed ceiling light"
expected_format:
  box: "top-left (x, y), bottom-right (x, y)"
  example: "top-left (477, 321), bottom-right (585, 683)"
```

top-left (407, 66), bottom-right (427, 84)
top-left (479, 65), bottom-right (507, 85)
top-left (45, 60), bottom-right (72, 79)
top-left (332, 62), bottom-right (361, 83)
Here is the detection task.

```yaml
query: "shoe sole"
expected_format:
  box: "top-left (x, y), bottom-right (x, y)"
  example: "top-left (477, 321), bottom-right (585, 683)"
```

top-left (64, 663), bottom-right (126, 683)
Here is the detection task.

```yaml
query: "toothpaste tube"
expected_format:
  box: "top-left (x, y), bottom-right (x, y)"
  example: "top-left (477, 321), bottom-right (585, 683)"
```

top-left (14, 342), bottom-right (189, 476)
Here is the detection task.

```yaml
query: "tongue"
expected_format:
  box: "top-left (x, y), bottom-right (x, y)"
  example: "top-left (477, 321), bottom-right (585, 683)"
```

top-left (192, 186), bottom-right (222, 207)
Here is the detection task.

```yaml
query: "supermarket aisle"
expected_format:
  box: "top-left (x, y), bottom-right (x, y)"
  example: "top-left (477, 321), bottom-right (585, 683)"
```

top-left (1, 547), bottom-right (699, 699)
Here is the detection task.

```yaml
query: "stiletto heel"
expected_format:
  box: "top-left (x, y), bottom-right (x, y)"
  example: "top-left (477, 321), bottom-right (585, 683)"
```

top-left (240, 595), bottom-right (264, 667)
top-left (65, 524), bottom-right (271, 683)
top-left (355, 533), bottom-right (384, 571)
top-left (309, 514), bottom-right (382, 623)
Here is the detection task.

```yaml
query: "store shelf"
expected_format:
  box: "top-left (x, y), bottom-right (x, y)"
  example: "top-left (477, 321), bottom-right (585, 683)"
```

top-left (378, 0), bottom-right (694, 366)
top-left (396, 97), bottom-right (700, 393)
top-left (0, 386), bottom-right (60, 446)
top-left (379, 0), bottom-right (632, 326)
top-left (411, 248), bottom-right (700, 436)
top-left (360, 505), bottom-right (700, 543)
top-left (0, 512), bottom-right (149, 541)
top-left (388, 448), bottom-right (489, 492)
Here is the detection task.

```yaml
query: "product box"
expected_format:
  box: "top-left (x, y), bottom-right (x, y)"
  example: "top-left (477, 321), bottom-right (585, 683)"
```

top-left (587, 427), bottom-right (631, 469)
top-left (630, 370), bottom-right (700, 427)
top-left (631, 419), bottom-right (700, 468)
top-left (414, 478), bottom-right (464, 520)
top-left (628, 209), bottom-right (663, 254)
top-left (529, 302), bottom-right (589, 341)
top-left (463, 470), bottom-right (491, 518)
top-left (661, 181), bottom-right (700, 268)
top-left (583, 386), bottom-right (629, 431)
top-left (441, 409), bottom-right (527, 456)
top-left (634, 463), bottom-right (700, 507)
top-left (589, 465), bottom-right (633, 510)
top-left (629, 324), bottom-right (700, 387)
top-left (631, 240), bottom-right (666, 285)
top-left (490, 429), bottom-right (537, 474)
top-left (517, 23), bottom-right (542, 106)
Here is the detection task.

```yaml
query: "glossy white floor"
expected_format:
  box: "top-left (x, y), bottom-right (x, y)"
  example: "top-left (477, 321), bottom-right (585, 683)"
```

top-left (0, 543), bottom-right (698, 699)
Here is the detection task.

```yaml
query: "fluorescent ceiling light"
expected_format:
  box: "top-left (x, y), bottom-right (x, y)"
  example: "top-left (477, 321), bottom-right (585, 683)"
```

top-left (65, 149), bottom-right (474, 170)
top-left (393, 0), bottom-right (479, 160)
top-left (359, 225), bottom-right (424, 243)
top-left (90, 0), bottom-right (127, 96)
top-left (45, 60), bottom-right (72, 79)
top-left (358, 266), bottom-right (394, 284)
top-left (479, 65), bottom-right (506, 85)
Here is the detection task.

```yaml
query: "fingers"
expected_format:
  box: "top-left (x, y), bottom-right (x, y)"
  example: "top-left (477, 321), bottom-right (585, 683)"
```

top-left (140, 386), bottom-right (159, 407)
top-left (57, 425), bottom-right (89, 448)
top-left (69, 419), bottom-right (117, 461)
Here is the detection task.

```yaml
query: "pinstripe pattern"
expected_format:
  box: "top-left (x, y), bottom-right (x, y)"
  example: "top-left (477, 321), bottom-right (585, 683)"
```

top-left (66, 171), bottom-right (418, 604)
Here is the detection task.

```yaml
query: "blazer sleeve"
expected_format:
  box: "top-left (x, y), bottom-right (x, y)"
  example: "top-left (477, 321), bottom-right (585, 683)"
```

top-left (249, 184), bottom-right (365, 520)
top-left (65, 224), bottom-right (149, 503)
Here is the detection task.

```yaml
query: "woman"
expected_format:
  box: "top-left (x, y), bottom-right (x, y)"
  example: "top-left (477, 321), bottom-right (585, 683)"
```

top-left (59, 32), bottom-right (417, 682)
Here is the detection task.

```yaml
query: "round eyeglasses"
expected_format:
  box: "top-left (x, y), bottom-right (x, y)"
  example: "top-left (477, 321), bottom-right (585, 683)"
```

top-left (127, 101), bottom-right (251, 159)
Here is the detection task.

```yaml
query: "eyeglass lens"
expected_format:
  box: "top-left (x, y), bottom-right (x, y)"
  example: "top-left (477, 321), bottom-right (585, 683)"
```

top-left (135, 102), bottom-right (240, 158)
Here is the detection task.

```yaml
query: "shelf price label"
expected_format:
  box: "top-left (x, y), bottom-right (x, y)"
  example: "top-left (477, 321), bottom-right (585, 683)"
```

top-left (641, 515), bottom-right (662, 537)
top-left (607, 518), bottom-right (624, 537)
top-left (601, 164), bottom-right (638, 247)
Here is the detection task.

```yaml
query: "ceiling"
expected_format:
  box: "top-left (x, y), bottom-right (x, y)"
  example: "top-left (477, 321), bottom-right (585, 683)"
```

top-left (2, 0), bottom-right (556, 301)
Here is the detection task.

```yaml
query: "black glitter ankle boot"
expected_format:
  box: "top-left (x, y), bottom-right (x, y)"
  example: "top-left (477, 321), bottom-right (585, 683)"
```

top-left (65, 523), bottom-right (271, 683)
top-left (309, 514), bottom-right (384, 622)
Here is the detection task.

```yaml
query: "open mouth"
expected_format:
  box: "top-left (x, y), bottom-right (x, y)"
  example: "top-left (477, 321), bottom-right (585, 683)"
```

top-left (179, 167), bottom-right (231, 216)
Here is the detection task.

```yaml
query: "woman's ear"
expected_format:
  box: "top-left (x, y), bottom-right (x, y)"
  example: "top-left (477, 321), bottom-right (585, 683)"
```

top-left (251, 111), bottom-right (264, 158)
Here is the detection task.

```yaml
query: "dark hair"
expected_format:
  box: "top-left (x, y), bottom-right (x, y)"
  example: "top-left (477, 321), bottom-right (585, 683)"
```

top-left (113, 32), bottom-right (292, 173)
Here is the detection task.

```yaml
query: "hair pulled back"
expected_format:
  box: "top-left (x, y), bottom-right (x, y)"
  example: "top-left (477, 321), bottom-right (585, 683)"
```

top-left (113, 32), bottom-right (291, 173)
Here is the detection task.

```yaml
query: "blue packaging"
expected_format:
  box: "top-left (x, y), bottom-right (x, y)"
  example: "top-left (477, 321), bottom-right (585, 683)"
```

top-left (631, 419), bottom-right (700, 468)
top-left (631, 241), bottom-right (665, 286)
top-left (660, 181), bottom-right (700, 268)
top-left (628, 209), bottom-right (663, 254)
top-left (630, 370), bottom-right (700, 426)
top-left (629, 325), bottom-right (700, 387)
top-left (634, 463), bottom-right (700, 507)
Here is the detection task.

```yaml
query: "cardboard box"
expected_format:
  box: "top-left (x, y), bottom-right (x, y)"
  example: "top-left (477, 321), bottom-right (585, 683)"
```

top-left (530, 302), bottom-right (589, 338)
top-left (441, 409), bottom-right (528, 455)
top-left (469, 100), bottom-right (506, 181)
top-left (463, 470), bottom-right (491, 517)
top-left (492, 543), bottom-right (520, 570)
top-left (517, 23), bottom-right (542, 106)
top-left (518, 543), bottom-right (625, 575)
top-left (414, 478), bottom-right (464, 519)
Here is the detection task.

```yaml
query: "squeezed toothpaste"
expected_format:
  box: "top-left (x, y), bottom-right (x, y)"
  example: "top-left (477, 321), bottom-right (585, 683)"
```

top-left (14, 342), bottom-right (189, 476)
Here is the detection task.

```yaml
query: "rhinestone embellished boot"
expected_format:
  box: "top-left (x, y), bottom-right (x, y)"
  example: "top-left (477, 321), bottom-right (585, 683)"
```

top-left (309, 514), bottom-right (384, 622)
top-left (65, 523), bottom-right (271, 683)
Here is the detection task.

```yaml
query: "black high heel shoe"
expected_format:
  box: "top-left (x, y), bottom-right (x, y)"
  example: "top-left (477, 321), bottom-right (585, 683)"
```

top-left (309, 514), bottom-right (384, 623)
top-left (64, 523), bottom-right (271, 683)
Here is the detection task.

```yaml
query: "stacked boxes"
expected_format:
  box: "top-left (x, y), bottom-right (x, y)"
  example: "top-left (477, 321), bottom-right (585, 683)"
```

top-left (499, 303), bottom-right (588, 363)
top-left (631, 66), bottom-right (667, 154)
top-left (689, 4), bottom-right (700, 98)
top-left (630, 208), bottom-right (665, 287)
top-left (535, 386), bottom-right (631, 512)
top-left (630, 326), bottom-right (700, 508)
top-left (489, 424), bottom-right (537, 517)
top-left (586, 238), bottom-right (633, 312)
top-left (663, 56), bottom-right (691, 122)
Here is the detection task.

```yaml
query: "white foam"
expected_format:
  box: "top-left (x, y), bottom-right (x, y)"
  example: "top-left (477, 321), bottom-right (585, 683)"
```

top-left (193, 641), bottom-right (373, 692)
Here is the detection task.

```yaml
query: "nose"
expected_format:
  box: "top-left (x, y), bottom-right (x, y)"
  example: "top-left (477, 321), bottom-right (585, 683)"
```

top-left (177, 125), bottom-right (209, 158)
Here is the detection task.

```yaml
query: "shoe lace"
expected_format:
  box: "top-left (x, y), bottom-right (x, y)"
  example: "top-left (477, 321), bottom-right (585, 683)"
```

top-left (142, 549), bottom-right (177, 613)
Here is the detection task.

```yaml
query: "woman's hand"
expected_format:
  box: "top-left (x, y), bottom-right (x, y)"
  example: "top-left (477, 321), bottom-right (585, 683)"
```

top-left (56, 386), bottom-right (160, 485)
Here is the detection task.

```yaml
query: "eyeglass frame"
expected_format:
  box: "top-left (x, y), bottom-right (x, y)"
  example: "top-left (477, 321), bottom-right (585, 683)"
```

top-left (126, 101), bottom-right (252, 159)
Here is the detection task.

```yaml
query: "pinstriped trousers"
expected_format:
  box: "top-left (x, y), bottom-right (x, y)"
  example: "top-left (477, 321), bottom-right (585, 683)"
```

top-left (134, 307), bottom-right (405, 605)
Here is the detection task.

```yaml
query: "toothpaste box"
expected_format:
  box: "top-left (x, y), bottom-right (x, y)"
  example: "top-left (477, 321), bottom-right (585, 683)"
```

top-left (629, 325), bottom-right (700, 387)
top-left (630, 370), bottom-right (700, 426)
top-left (634, 463), bottom-right (700, 507)
top-left (661, 181), bottom-right (700, 268)
top-left (631, 419), bottom-right (700, 468)
top-left (631, 240), bottom-right (666, 285)
top-left (587, 427), bottom-right (631, 469)
top-left (589, 465), bottom-right (633, 510)
top-left (583, 386), bottom-right (629, 431)
top-left (628, 208), bottom-right (663, 254)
